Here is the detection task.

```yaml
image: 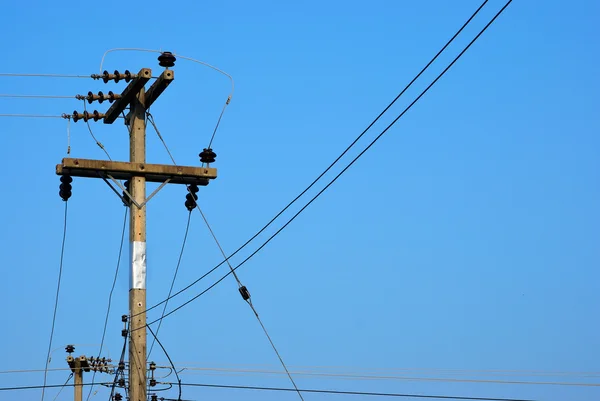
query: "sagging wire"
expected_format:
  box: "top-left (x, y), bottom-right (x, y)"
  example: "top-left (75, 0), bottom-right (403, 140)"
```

top-left (82, 101), bottom-right (112, 161)
top-left (51, 373), bottom-right (73, 401)
top-left (193, 203), bottom-right (304, 401)
top-left (100, 48), bottom-right (234, 149)
top-left (85, 209), bottom-right (128, 401)
top-left (41, 202), bottom-right (69, 401)
top-left (134, 0), bottom-right (508, 325)
top-left (147, 325), bottom-right (182, 401)
top-left (148, 211), bottom-right (192, 358)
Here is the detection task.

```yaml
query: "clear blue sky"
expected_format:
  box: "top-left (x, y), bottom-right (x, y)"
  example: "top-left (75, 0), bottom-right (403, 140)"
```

top-left (0, 1), bottom-right (598, 401)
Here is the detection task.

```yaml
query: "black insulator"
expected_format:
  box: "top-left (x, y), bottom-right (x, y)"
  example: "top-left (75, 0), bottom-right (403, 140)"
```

top-left (185, 199), bottom-right (196, 211)
top-left (122, 180), bottom-right (131, 207)
top-left (121, 314), bottom-right (128, 322)
top-left (151, 394), bottom-right (158, 401)
top-left (158, 51), bottom-right (176, 68)
top-left (65, 344), bottom-right (75, 353)
top-left (149, 361), bottom-right (156, 371)
top-left (121, 328), bottom-right (127, 337)
top-left (59, 175), bottom-right (72, 201)
top-left (97, 91), bottom-right (104, 104)
top-left (189, 184), bottom-right (199, 194)
top-left (118, 361), bottom-right (125, 371)
top-left (108, 91), bottom-right (116, 103)
top-left (149, 378), bottom-right (157, 387)
top-left (113, 70), bottom-right (121, 83)
top-left (102, 70), bottom-right (110, 83)
top-left (114, 393), bottom-right (123, 401)
top-left (82, 110), bottom-right (90, 122)
top-left (87, 91), bottom-right (94, 104)
top-left (92, 110), bottom-right (102, 122)
top-left (124, 70), bottom-right (132, 82)
top-left (117, 377), bottom-right (125, 387)
top-left (239, 286), bottom-right (251, 301)
top-left (199, 148), bottom-right (216, 164)
top-left (186, 193), bottom-right (198, 202)
top-left (72, 110), bottom-right (80, 122)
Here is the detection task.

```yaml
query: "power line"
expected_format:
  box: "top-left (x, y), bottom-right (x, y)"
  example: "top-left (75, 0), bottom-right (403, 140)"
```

top-left (145, 0), bottom-right (514, 324)
top-left (0, 72), bottom-right (93, 78)
top-left (41, 202), bottom-right (69, 401)
top-left (148, 211), bottom-right (192, 357)
top-left (136, 0), bottom-right (492, 318)
top-left (175, 365), bottom-right (600, 387)
top-left (191, 203), bottom-right (304, 401)
top-left (82, 101), bottom-right (112, 160)
top-left (0, 113), bottom-right (67, 119)
top-left (86, 209), bottom-right (128, 401)
top-left (176, 382), bottom-right (539, 401)
top-left (147, 325), bottom-right (182, 401)
top-left (52, 373), bottom-right (73, 401)
top-left (0, 94), bottom-right (76, 99)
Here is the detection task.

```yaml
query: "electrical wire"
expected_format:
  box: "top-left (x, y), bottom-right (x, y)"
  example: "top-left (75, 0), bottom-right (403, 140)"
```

top-left (0, 94), bottom-right (77, 99)
top-left (147, 325), bottom-right (182, 401)
top-left (142, 0), bottom-right (514, 325)
top-left (41, 202), bottom-right (68, 401)
top-left (174, 54), bottom-right (234, 148)
top-left (135, 0), bottom-right (493, 318)
top-left (100, 48), bottom-right (234, 149)
top-left (0, 73), bottom-right (92, 79)
top-left (85, 209), bottom-right (128, 401)
top-left (176, 382), bottom-right (538, 401)
top-left (147, 113), bottom-right (177, 165)
top-left (148, 211), bottom-right (192, 358)
top-left (174, 366), bottom-right (600, 387)
top-left (82, 101), bottom-right (112, 160)
top-left (109, 322), bottom-right (129, 401)
top-left (191, 203), bottom-right (304, 400)
top-left (0, 113), bottom-right (68, 118)
top-left (51, 373), bottom-right (73, 401)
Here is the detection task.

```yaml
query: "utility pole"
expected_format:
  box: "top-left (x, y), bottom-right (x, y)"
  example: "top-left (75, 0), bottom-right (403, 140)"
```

top-left (66, 345), bottom-right (113, 401)
top-left (57, 53), bottom-right (217, 401)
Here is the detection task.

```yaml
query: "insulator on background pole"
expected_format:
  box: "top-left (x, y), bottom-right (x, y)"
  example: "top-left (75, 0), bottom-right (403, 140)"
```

top-left (59, 175), bottom-right (72, 201)
top-left (65, 344), bottom-right (75, 354)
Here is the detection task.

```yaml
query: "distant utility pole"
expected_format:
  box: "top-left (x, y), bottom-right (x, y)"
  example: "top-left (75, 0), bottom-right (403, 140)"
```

top-left (57, 53), bottom-right (217, 401)
top-left (65, 345), bottom-right (112, 401)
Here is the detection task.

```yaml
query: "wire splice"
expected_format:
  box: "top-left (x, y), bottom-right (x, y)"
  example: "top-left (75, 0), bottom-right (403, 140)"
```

top-left (59, 175), bottom-right (72, 201)
top-left (238, 285), bottom-right (251, 301)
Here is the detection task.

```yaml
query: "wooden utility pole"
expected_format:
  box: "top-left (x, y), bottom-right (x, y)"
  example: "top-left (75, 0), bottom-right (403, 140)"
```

top-left (57, 53), bottom-right (217, 401)
top-left (67, 356), bottom-right (85, 401)
top-left (128, 83), bottom-right (148, 401)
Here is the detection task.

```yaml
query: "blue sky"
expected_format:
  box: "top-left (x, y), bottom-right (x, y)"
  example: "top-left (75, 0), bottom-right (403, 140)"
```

top-left (0, 1), bottom-right (598, 401)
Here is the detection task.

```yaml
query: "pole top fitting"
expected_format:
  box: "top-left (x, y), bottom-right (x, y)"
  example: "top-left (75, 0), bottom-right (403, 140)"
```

top-left (158, 51), bottom-right (176, 68)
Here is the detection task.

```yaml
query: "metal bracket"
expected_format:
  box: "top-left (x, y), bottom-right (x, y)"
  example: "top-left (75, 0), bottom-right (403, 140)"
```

top-left (101, 174), bottom-right (170, 209)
